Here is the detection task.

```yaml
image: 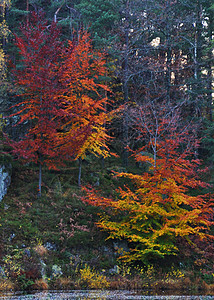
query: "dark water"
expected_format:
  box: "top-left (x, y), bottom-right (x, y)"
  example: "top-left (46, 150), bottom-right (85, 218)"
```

top-left (0, 290), bottom-right (213, 300)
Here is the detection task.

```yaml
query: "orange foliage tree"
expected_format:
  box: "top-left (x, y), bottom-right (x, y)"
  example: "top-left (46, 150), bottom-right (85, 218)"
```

top-left (83, 102), bottom-right (214, 263)
top-left (56, 31), bottom-right (111, 161)
top-left (8, 12), bottom-right (110, 195)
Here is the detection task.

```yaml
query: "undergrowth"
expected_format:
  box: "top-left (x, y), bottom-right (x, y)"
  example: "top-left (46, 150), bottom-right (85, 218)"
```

top-left (0, 157), bottom-right (213, 292)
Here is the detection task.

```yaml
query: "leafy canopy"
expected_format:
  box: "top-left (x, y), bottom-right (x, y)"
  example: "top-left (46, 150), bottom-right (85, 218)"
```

top-left (83, 103), bottom-right (214, 264)
top-left (8, 11), bottom-right (111, 170)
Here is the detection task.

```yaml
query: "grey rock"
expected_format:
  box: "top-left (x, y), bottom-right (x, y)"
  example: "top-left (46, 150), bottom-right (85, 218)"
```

top-left (0, 266), bottom-right (6, 279)
top-left (9, 233), bottom-right (15, 242)
top-left (24, 249), bottom-right (31, 257)
top-left (0, 164), bottom-right (11, 201)
top-left (52, 265), bottom-right (63, 278)
top-left (44, 242), bottom-right (57, 251)
top-left (39, 259), bottom-right (47, 280)
top-left (109, 265), bottom-right (120, 275)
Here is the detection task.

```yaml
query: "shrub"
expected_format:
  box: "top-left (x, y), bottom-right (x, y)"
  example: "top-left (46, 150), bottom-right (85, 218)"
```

top-left (78, 264), bottom-right (109, 289)
top-left (32, 279), bottom-right (48, 290)
top-left (0, 279), bottom-right (14, 291)
top-left (52, 277), bottom-right (75, 290)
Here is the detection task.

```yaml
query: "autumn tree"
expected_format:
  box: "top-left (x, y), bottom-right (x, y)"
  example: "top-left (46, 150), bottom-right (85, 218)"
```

top-left (8, 11), bottom-right (65, 196)
top-left (83, 102), bottom-right (214, 264)
top-left (55, 30), bottom-right (112, 185)
top-left (107, 0), bottom-right (213, 165)
top-left (8, 11), bottom-right (110, 195)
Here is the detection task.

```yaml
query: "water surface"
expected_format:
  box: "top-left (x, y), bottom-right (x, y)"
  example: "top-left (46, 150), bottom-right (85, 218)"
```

top-left (0, 290), bottom-right (213, 300)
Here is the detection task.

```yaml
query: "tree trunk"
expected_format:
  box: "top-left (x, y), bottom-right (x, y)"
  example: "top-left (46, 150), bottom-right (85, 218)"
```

top-left (78, 157), bottom-right (82, 187)
top-left (38, 161), bottom-right (42, 197)
top-left (165, 2), bottom-right (172, 102)
top-left (207, 15), bottom-right (213, 122)
top-left (26, 0), bottom-right (29, 25)
top-left (54, 1), bottom-right (65, 23)
top-left (122, 1), bottom-right (130, 167)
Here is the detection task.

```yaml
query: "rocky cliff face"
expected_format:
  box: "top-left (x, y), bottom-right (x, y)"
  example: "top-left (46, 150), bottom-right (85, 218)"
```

top-left (0, 165), bottom-right (11, 201)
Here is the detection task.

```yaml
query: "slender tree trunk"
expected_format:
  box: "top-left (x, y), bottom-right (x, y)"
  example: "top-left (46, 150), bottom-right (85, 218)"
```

top-left (122, 1), bottom-right (130, 167)
top-left (101, 73), bottom-right (108, 170)
top-left (26, 0), bottom-right (29, 25)
top-left (38, 161), bottom-right (42, 197)
top-left (54, 1), bottom-right (65, 23)
top-left (207, 16), bottom-right (213, 122)
top-left (78, 157), bottom-right (82, 187)
top-left (165, 3), bottom-right (172, 102)
top-left (194, 3), bottom-right (202, 94)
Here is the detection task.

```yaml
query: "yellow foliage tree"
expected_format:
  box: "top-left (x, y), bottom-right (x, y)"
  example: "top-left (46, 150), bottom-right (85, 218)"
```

top-left (83, 104), bottom-right (214, 264)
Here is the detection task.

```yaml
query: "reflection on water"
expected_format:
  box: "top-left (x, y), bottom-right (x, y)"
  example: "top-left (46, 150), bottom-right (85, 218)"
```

top-left (0, 290), bottom-right (213, 300)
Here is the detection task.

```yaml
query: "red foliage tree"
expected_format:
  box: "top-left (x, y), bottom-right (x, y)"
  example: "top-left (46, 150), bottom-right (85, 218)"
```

top-left (9, 11), bottom-right (63, 196)
top-left (8, 12), bottom-right (110, 195)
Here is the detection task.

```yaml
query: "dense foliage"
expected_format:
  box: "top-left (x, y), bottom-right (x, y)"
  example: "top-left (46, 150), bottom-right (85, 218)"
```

top-left (0, 0), bottom-right (213, 291)
top-left (83, 103), bottom-right (214, 263)
top-left (7, 11), bottom-right (110, 195)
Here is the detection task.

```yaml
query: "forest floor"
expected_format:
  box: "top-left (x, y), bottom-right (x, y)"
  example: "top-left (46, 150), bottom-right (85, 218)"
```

top-left (0, 157), bottom-right (213, 293)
